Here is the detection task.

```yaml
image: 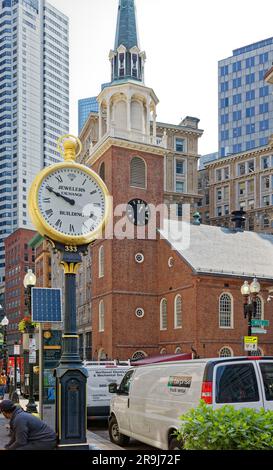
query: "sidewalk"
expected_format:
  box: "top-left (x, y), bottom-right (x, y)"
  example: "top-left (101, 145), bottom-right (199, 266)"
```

top-left (0, 395), bottom-right (122, 451)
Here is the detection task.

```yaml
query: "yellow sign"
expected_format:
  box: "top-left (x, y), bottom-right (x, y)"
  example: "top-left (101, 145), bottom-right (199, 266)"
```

top-left (244, 336), bottom-right (258, 344)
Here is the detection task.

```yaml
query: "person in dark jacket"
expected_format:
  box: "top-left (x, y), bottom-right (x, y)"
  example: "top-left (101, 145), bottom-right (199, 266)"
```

top-left (0, 400), bottom-right (57, 450)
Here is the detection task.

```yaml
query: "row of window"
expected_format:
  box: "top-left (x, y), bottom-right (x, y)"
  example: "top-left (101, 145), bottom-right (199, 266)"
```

top-left (215, 156), bottom-right (273, 183)
top-left (221, 103), bottom-right (268, 124)
top-left (220, 53), bottom-right (269, 76)
top-left (221, 121), bottom-right (269, 141)
top-left (221, 70), bottom-right (270, 90)
top-left (97, 293), bottom-right (264, 334)
top-left (220, 87), bottom-right (269, 108)
top-left (221, 139), bottom-right (268, 157)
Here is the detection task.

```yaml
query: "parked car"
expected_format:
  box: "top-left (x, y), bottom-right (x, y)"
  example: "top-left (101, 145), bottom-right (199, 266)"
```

top-left (85, 360), bottom-right (131, 418)
top-left (108, 356), bottom-right (273, 449)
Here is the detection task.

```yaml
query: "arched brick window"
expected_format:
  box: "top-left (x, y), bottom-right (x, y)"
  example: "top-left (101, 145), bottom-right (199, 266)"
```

top-left (99, 300), bottom-right (105, 332)
top-left (174, 295), bottom-right (182, 328)
top-left (130, 156), bottom-right (146, 189)
top-left (99, 245), bottom-right (104, 278)
top-left (219, 293), bottom-right (233, 328)
top-left (160, 298), bottom-right (167, 330)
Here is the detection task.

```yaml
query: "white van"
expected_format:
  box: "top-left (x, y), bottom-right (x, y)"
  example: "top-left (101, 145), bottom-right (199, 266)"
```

top-left (108, 356), bottom-right (273, 449)
top-left (85, 360), bottom-right (130, 418)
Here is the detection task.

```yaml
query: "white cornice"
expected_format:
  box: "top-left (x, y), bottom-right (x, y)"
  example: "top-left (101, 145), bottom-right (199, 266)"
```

top-left (86, 137), bottom-right (166, 167)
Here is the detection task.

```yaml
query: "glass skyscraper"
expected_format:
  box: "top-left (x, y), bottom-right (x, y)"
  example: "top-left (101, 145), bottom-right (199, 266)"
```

top-left (218, 37), bottom-right (273, 157)
top-left (78, 96), bottom-right (98, 133)
top-left (0, 0), bottom-right (69, 280)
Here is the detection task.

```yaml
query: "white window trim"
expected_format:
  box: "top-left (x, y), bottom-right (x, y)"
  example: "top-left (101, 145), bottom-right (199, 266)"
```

top-left (160, 298), bottom-right (167, 331)
top-left (175, 137), bottom-right (187, 153)
top-left (174, 294), bottom-right (182, 329)
top-left (99, 300), bottom-right (105, 332)
top-left (174, 156), bottom-right (187, 193)
top-left (98, 245), bottom-right (104, 278)
top-left (219, 292), bottom-right (234, 329)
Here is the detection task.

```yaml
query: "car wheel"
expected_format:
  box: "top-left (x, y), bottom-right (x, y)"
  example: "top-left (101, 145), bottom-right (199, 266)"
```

top-left (169, 437), bottom-right (183, 450)
top-left (109, 416), bottom-right (130, 446)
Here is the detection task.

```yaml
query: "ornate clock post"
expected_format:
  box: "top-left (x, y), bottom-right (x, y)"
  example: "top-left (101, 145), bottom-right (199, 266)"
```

top-left (28, 135), bottom-right (110, 449)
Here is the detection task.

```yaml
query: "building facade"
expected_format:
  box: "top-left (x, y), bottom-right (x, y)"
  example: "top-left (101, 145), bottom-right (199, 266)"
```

top-left (198, 139), bottom-right (273, 232)
top-left (4, 228), bottom-right (36, 348)
top-left (0, 0), bottom-right (69, 281)
top-left (78, 97), bottom-right (98, 134)
top-left (219, 37), bottom-right (273, 157)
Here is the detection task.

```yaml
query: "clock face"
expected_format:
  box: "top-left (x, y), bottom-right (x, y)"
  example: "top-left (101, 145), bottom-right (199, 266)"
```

top-left (127, 198), bottom-right (150, 226)
top-left (36, 167), bottom-right (106, 238)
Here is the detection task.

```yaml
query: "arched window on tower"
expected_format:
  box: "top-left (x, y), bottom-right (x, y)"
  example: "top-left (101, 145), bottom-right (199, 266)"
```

top-left (131, 53), bottom-right (138, 78)
top-left (118, 52), bottom-right (125, 77)
top-left (99, 245), bottom-right (104, 278)
top-left (99, 300), bottom-right (105, 332)
top-left (174, 295), bottom-right (182, 329)
top-left (99, 162), bottom-right (105, 181)
top-left (160, 298), bottom-right (167, 331)
top-left (130, 156), bottom-right (146, 189)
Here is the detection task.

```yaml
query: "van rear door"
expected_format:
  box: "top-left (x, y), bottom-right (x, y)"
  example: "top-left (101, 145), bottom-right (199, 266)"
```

top-left (256, 360), bottom-right (273, 410)
top-left (212, 360), bottom-right (264, 410)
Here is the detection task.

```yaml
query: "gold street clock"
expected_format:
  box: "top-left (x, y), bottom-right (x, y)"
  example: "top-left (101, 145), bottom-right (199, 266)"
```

top-left (28, 135), bottom-right (110, 245)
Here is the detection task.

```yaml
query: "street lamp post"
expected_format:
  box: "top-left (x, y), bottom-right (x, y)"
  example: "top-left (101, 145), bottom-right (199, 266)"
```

top-left (1, 315), bottom-right (9, 373)
top-left (23, 269), bottom-right (38, 414)
top-left (241, 278), bottom-right (261, 356)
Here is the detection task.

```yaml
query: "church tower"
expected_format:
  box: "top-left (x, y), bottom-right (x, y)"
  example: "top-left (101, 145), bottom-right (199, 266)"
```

top-left (88, 0), bottom-right (166, 361)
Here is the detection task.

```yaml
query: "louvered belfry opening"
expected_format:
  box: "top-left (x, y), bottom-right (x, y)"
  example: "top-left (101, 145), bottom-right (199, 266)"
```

top-left (130, 156), bottom-right (146, 188)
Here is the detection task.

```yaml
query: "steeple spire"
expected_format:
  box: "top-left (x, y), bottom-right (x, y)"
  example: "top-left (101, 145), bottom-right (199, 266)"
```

top-left (109, 0), bottom-right (146, 83)
top-left (114, 0), bottom-right (139, 50)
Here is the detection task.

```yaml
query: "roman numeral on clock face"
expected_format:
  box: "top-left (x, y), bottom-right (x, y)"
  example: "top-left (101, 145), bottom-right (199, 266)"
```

top-left (55, 175), bottom-right (63, 183)
top-left (55, 219), bottom-right (62, 229)
top-left (45, 209), bottom-right (53, 218)
top-left (70, 224), bottom-right (75, 233)
top-left (43, 198), bottom-right (51, 203)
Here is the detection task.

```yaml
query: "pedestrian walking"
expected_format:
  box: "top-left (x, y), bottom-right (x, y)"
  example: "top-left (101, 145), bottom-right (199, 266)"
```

top-left (0, 400), bottom-right (57, 450)
top-left (0, 371), bottom-right (7, 399)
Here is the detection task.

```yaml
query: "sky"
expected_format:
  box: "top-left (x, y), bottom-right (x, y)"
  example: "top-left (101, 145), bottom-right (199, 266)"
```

top-left (50, 0), bottom-right (273, 156)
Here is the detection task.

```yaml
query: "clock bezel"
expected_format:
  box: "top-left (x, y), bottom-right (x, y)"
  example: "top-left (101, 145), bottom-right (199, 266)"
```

top-left (28, 161), bottom-right (110, 245)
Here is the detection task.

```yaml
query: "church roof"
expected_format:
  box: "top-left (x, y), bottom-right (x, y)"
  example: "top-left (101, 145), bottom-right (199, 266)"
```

top-left (159, 222), bottom-right (273, 280)
top-left (114, 0), bottom-right (139, 50)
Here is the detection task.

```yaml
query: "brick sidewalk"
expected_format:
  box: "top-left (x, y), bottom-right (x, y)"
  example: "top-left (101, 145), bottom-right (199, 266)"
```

top-left (0, 395), bottom-right (122, 451)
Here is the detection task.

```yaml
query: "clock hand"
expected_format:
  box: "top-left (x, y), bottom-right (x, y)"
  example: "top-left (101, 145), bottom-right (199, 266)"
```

top-left (46, 186), bottom-right (75, 206)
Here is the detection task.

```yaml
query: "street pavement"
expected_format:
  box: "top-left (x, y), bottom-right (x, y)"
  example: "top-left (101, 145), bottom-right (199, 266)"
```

top-left (0, 394), bottom-right (122, 451)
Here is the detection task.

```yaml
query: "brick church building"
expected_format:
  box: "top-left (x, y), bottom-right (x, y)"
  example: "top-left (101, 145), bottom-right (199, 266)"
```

top-left (76, 0), bottom-right (273, 361)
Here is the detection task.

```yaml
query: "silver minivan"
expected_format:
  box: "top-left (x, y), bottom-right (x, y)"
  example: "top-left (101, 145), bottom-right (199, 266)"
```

top-left (108, 356), bottom-right (273, 449)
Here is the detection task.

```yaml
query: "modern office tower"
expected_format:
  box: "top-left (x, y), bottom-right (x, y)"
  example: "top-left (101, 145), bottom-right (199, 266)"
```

top-left (0, 0), bottom-right (69, 281)
top-left (78, 97), bottom-right (98, 133)
top-left (218, 37), bottom-right (273, 157)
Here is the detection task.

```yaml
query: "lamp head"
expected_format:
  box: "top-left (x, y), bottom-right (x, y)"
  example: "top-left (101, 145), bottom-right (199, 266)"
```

top-left (250, 277), bottom-right (261, 295)
top-left (241, 280), bottom-right (250, 296)
top-left (23, 269), bottom-right (36, 288)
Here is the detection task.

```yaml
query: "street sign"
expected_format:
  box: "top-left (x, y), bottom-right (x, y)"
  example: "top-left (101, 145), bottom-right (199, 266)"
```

top-left (251, 327), bottom-right (267, 335)
top-left (29, 350), bottom-right (36, 364)
top-left (244, 336), bottom-right (258, 352)
top-left (32, 288), bottom-right (62, 323)
top-left (14, 344), bottom-right (20, 355)
top-left (251, 319), bottom-right (269, 327)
